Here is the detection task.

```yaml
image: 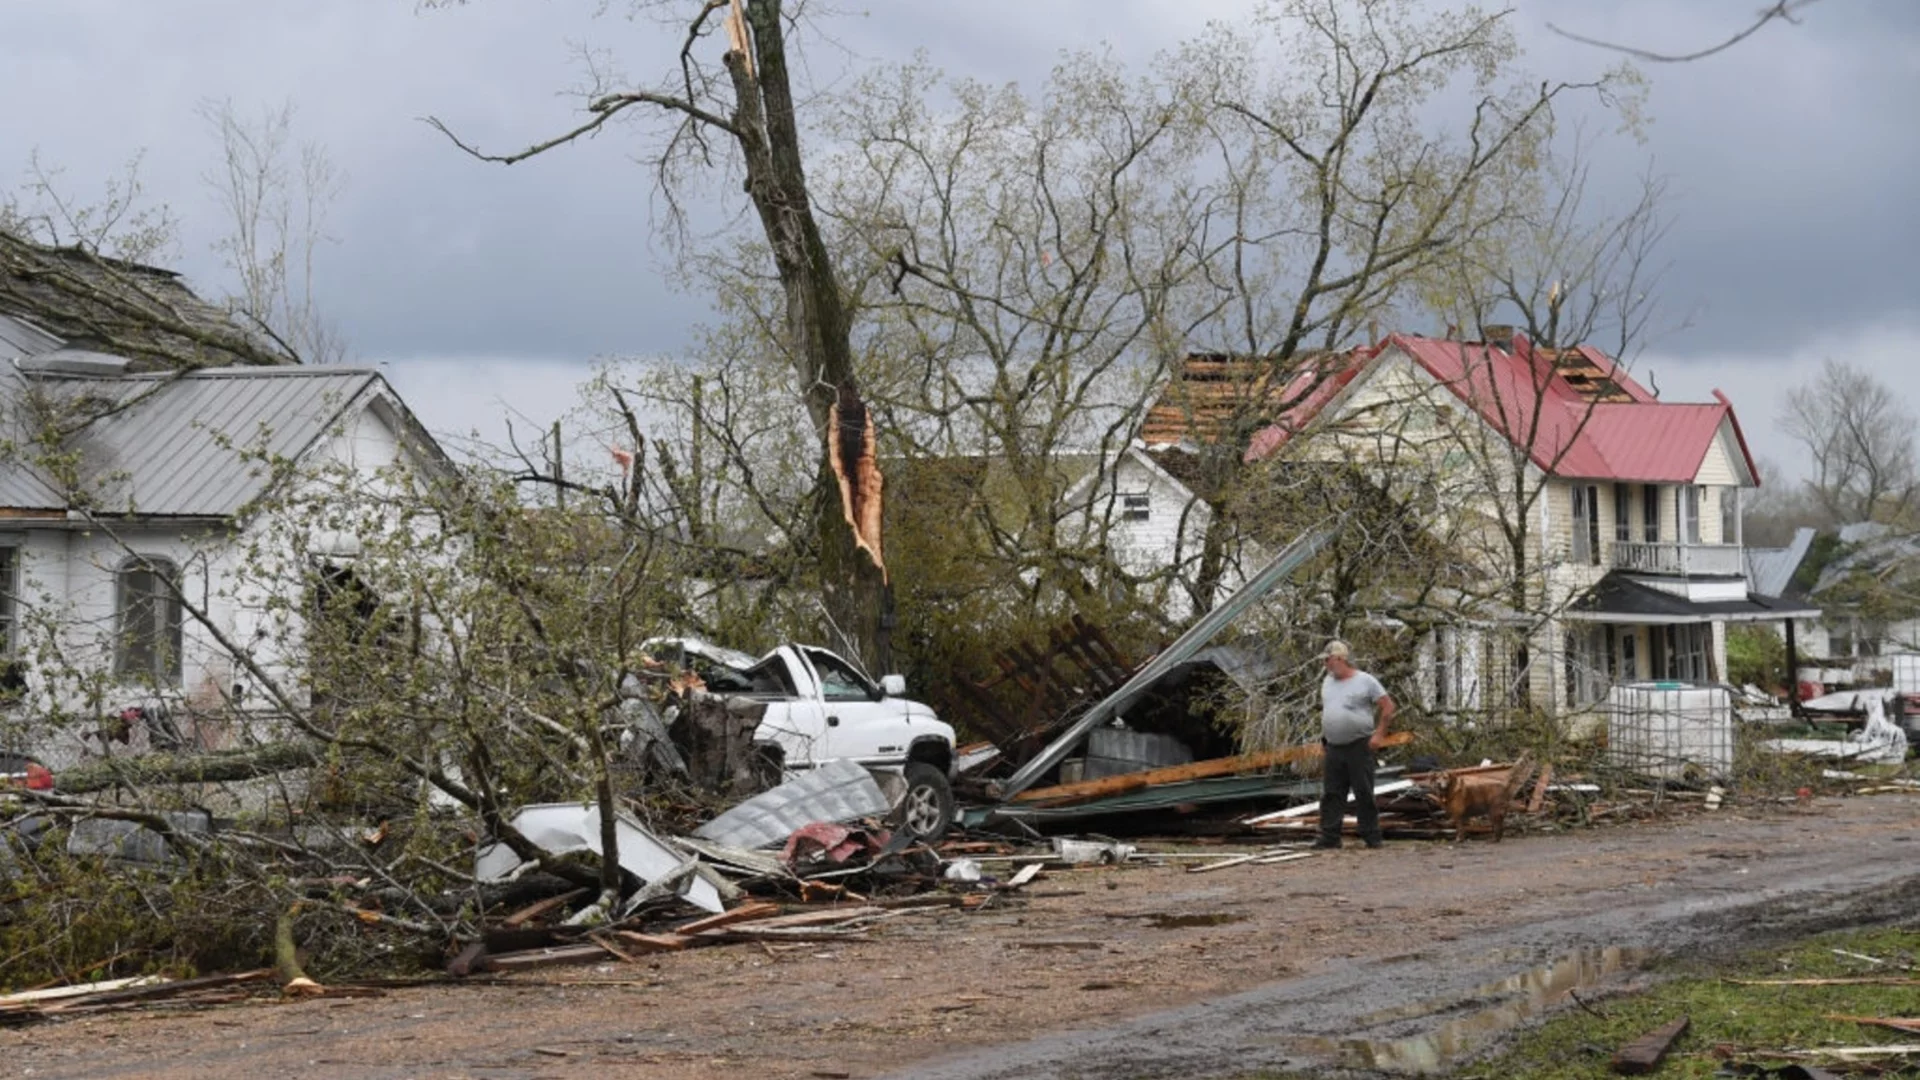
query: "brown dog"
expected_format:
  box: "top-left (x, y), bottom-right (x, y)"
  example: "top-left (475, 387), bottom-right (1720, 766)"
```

top-left (1433, 753), bottom-right (1534, 842)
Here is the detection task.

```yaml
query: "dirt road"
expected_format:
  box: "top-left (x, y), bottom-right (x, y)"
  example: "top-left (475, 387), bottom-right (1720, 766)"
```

top-left (8, 794), bottom-right (1918, 1080)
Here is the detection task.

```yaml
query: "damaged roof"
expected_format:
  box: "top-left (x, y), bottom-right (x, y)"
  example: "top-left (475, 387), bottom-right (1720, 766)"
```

top-left (1242, 333), bottom-right (1762, 486)
top-left (1141, 351), bottom-right (1362, 450)
top-left (0, 233), bottom-right (293, 370)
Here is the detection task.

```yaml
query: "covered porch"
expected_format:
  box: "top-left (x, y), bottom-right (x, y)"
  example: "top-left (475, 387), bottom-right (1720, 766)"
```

top-left (1561, 572), bottom-right (1822, 707)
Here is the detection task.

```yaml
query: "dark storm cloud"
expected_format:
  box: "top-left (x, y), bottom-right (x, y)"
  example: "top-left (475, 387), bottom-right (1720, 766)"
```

top-left (2, 0), bottom-right (1914, 466)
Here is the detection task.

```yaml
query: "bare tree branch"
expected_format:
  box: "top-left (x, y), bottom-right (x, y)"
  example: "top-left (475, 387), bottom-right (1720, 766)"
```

top-left (1549, 1), bottom-right (1823, 64)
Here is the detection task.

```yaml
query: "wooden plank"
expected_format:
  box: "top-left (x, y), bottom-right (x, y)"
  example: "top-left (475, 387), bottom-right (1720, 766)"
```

top-left (701, 905), bottom-right (886, 931)
top-left (501, 888), bottom-right (591, 929)
top-left (610, 931), bottom-right (692, 952)
top-left (446, 942), bottom-right (489, 978)
top-left (1014, 733), bottom-right (1414, 806)
top-left (1527, 764), bottom-right (1555, 814)
top-left (1004, 863), bottom-right (1043, 889)
top-left (1828, 1014), bottom-right (1920, 1034)
top-left (479, 943), bottom-right (611, 973)
top-left (1252, 851), bottom-right (1319, 865)
top-left (708, 928), bottom-right (872, 944)
top-left (1729, 977), bottom-right (1920, 986)
top-left (1186, 852), bottom-right (1264, 874)
top-left (7, 969), bottom-right (273, 1014)
top-left (0, 975), bottom-right (166, 1006)
top-left (1611, 1016), bottom-right (1689, 1074)
top-left (672, 901), bottom-right (782, 936)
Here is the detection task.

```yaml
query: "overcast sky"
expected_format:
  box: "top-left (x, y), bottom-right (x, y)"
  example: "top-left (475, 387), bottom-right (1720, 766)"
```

top-left (4, 0), bottom-right (1916, 484)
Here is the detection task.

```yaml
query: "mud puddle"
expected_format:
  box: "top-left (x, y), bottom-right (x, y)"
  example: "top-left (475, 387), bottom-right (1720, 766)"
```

top-left (1284, 945), bottom-right (1654, 1073)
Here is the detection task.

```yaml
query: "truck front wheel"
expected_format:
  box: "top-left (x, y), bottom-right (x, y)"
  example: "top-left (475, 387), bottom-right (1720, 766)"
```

top-left (899, 762), bottom-right (955, 841)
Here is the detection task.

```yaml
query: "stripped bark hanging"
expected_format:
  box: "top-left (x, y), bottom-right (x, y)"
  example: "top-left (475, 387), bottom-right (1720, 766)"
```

top-left (827, 383), bottom-right (885, 582)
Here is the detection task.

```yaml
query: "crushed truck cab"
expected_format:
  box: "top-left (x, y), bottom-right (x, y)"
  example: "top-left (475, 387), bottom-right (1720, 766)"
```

top-left (646, 639), bottom-right (958, 839)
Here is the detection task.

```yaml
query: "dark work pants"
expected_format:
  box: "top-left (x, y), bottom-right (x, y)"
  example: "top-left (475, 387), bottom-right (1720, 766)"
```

top-left (1319, 737), bottom-right (1380, 845)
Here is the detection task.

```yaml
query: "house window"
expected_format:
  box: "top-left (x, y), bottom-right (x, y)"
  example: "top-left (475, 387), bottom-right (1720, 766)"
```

top-left (1674, 624), bottom-right (1708, 681)
top-left (115, 557), bottom-right (182, 684)
top-left (1620, 629), bottom-right (1637, 680)
top-left (1564, 627), bottom-right (1609, 707)
top-left (0, 545), bottom-right (15, 655)
top-left (1613, 484), bottom-right (1632, 543)
top-left (1642, 485), bottom-right (1660, 543)
top-left (1651, 624), bottom-right (1709, 682)
top-left (1430, 627), bottom-right (1472, 712)
top-left (1719, 487), bottom-right (1739, 545)
top-left (1682, 486), bottom-right (1703, 544)
top-left (1570, 485), bottom-right (1600, 565)
top-left (1120, 493), bottom-right (1151, 523)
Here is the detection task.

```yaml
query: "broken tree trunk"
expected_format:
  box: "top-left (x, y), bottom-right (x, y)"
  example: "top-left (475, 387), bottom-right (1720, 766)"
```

top-left (56, 741), bottom-right (318, 793)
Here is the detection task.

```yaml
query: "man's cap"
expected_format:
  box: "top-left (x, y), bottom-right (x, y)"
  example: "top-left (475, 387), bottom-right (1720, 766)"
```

top-left (1321, 640), bottom-right (1351, 660)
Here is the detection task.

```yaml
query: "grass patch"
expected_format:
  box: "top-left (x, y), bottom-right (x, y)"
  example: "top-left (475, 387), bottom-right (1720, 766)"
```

top-left (1458, 926), bottom-right (1920, 1078)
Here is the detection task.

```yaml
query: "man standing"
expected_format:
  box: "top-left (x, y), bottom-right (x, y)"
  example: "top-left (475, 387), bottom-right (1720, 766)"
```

top-left (1314, 640), bottom-right (1396, 850)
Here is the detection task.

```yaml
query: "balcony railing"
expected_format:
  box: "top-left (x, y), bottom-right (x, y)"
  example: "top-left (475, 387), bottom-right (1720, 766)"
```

top-left (1611, 541), bottom-right (1744, 577)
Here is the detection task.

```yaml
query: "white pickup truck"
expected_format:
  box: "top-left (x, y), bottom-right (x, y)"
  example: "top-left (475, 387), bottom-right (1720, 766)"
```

top-left (646, 639), bottom-right (959, 839)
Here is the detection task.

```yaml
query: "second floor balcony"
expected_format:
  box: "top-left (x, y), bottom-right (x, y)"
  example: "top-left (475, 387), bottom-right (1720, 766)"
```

top-left (1611, 540), bottom-right (1744, 577)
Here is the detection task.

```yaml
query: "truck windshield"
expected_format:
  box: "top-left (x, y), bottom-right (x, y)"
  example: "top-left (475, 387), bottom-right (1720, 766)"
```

top-left (803, 649), bottom-right (876, 702)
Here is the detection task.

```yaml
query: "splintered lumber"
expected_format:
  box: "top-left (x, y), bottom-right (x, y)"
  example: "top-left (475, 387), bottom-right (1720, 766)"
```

top-left (1729, 977), bottom-right (1920, 986)
top-left (707, 927), bottom-right (872, 943)
top-left (611, 931), bottom-right (691, 953)
top-left (446, 942), bottom-right (489, 977)
top-left (0, 969), bottom-right (273, 1018)
top-left (502, 888), bottom-right (592, 928)
top-left (1014, 732), bottom-right (1414, 807)
top-left (1005, 863), bottom-right (1043, 889)
top-left (1252, 851), bottom-right (1318, 865)
top-left (721, 905), bottom-right (886, 930)
top-left (1828, 1015), bottom-right (1920, 1034)
top-left (1611, 1016), bottom-right (1689, 1074)
top-left (1527, 764), bottom-right (1555, 814)
top-left (673, 902), bottom-right (782, 935)
top-left (1187, 852), bottom-right (1267, 874)
top-left (0, 975), bottom-right (166, 1007)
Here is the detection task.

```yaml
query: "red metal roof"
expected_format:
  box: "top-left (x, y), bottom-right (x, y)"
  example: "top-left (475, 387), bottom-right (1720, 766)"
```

top-left (1242, 333), bottom-right (1758, 484)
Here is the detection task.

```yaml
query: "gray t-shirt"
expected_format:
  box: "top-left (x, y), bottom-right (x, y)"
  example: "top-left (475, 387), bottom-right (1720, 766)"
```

top-left (1321, 670), bottom-right (1388, 745)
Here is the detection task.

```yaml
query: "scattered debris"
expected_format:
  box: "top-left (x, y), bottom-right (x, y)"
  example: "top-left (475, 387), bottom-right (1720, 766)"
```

top-left (1826, 1014), bottom-right (1920, 1035)
top-left (1052, 838), bottom-right (1136, 864)
top-left (474, 802), bottom-right (724, 914)
top-left (695, 759), bottom-right (891, 851)
top-left (1610, 1015), bottom-right (1688, 1074)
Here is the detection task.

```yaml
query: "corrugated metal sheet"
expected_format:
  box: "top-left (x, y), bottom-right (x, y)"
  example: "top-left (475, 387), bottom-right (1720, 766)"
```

top-left (0, 313), bottom-right (61, 358)
top-left (1746, 527), bottom-right (1815, 598)
top-left (1, 367), bottom-right (380, 516)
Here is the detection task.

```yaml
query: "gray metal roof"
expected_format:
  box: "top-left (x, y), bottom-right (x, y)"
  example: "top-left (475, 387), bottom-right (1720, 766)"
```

top-left (0, 313), bottom-right (61, 358)
top-left (0, 366), bottom-right (385, 517)
top-left (1745, 526), bottom-right (1816, 598)
top-left (1813, 524), bottom-right (1920, 596)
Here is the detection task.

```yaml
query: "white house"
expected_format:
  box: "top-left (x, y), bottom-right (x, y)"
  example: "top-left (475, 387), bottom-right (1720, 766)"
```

top-left (1106, 332), bottom-right (1818, 722)
top-left (0, 313), bottom-right (450, 765)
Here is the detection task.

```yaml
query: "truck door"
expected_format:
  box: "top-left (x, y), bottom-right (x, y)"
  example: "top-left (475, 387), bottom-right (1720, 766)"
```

top-left (800, 647), bottom-right (908, 768)
top-left (744, 649), bottom-right (830, 771)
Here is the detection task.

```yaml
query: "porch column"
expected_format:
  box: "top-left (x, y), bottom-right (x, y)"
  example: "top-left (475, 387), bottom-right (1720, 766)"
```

top-left (1785, 617), bottom-right (1801, 715)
